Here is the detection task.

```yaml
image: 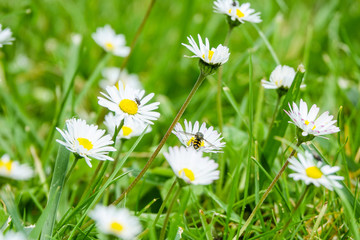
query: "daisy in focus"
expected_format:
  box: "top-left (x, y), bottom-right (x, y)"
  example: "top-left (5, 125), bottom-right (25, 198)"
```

top-left (104, 113), bottom-right (151, 140)
top-left (182, 34), bottom-right (230, 67)
top-left (0, 230), bottom-right (27, 240)
top-left (98, 85), bottom-right (160, 125)
top-left (99, 67), bottom-right (143, 90)
top-left (92, 25), bottom-right (130, 57)
top-left (164, 146), bottom-right (220, 185)
top-left (89, 205), bottom-right (142, 240)
top-left (262, 65), bottom-right (305, 90)
top-left (0, 154), bottom-right (34, 180)
top-left (288, 151), bottom-right (344, 190)
top-left (213, 0), bottom-right (262, 25)
top-left (56, 118), bottom-right (116, 167)
top-left (172, 119), bottom-right (225, 153)
top-left (0, 24), bottom-right (15, 47)
top-left (284, 99), bottom-right (340, 139)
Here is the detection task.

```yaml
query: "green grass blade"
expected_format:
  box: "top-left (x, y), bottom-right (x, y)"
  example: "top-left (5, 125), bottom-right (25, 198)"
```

top-left (1, 186), bottom-right (25, 233)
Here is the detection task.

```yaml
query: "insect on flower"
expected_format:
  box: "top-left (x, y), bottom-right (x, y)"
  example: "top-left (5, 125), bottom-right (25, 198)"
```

top-left (177, 131), bottom-right (215, 150)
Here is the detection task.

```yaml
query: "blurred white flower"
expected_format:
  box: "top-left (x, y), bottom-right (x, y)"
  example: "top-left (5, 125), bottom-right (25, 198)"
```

top-left (104, 113), bottom-right (151, 140)
top-left (288, 151), bottom-right (344, 190)
top-left (0, 154), bottom-right (33, 180)
top-left (56, 118), bottom-right (116, 167)
top-left (213, 0), bottom-right (262, 24)
top-left (99, 67), bottom-right (142, 90)
top-left (182, 34), bottom-right (230, 66)
top-left (98, 85), bottom-right (160, 125)
top-left (262, 65), bottom-right (305, 89)
top-left (89, 205), bottom-right (142, 240)
top-left (164, 146), bottom-right (219, 185)
top-left (0, 24), bottom-right (15, 47)
top-left (172, 119), bottom-right (225, 153)
top-left (0, 230), bottom-right (27, 240)
top-left (92, 25), bottom-right (130, 57)
top-left (284, 99), bottom-right (340, 137)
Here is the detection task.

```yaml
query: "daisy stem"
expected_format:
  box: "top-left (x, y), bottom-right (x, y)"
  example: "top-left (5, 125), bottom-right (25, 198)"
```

top-left (112, 72), bottom-right (206, 205)
top-left (159, 185), bottom-right (181, 240)
top-left (235, 140), bottom-right (302, 238)
top-left (64, 156), bottom-right (80, 184)
top-left (275, 185), bottom-right (310, 239)
top-left (152, 178), bottom-right (177, 228)
top-left (118, 0), bottom-right (156, 72)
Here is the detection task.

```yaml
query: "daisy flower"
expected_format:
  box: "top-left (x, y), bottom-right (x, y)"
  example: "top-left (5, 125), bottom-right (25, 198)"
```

top-left (56, 118), bottom-right (116, 167)
top-left (284, 99), bottom-right (340, 138)
top-left (92, 25), bottom-right (130, 57)
top-left (98, 85), bottom-right (160, 125)
top-left (164, 146), bottom-right (220, 185)
top-left (288, 151), bottom-right (344, 190)
top-left (261, 65), bottom-right (305, 90)
top-left (172, 119), bottom-right (225, 153)
top-left (89, 205), bottom-right (142, 240)
top-left (0, 230), bottom-right (27, 240)
top-left (213, 0), bottom-right (262, 24)
top-left (0, 154), bottom-right (33, 180)
top-left (0, 24), bottom-right (15, 47)
top-left (182, 34), bottom-right (230, 66)
top-left (104, 113), bottom-right (151, 140)
top-left (99, 67), bottom-right (143, 90)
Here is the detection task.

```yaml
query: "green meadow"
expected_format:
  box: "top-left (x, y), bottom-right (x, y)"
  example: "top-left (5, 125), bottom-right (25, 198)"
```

top-left (0, 0), bottom-right (359, 239)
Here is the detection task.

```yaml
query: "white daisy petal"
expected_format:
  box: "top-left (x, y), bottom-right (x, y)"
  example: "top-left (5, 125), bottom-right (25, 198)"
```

top-left (262, 65), bottom-right (300, 90)
top-left (288, 151), bottom-right (343, 191)
top-left (163, 146), bottom-right (219, 185)
top-left (172, 119), bottom-right (225, 153)
top-left (89, 205), bottom-right (142, 239)
top-left (56, 118), bottom-right (116, 167)
top-left (213, 0), bottom-right (262, 24)
top-left (98, 85), bottom-right (160, 125)
top-left (0, 154), bottom-right (34, 180)
top-left (0, 230), bottom-right (27, 240)
top-left (285, 99), bottom-right (340, 137)
top-left (99, 67), bottom-right (143, 90)
top-left (92, 25), bottom-right (130, 57)
top-left (0, 24), bottom-right (15, 47)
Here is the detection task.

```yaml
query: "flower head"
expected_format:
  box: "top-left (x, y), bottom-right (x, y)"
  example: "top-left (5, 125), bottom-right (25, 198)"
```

top-left (104, 113), bottom-right (152, 140)
top-left (0, 230), bottom-right (27, 240)
top-left (288, 151), bottom-right (344, 190)
top-left (164, 146), bottom-right (219, 185)
top-left (0, 24), bottom-right (15, 47)
top-left (284, 99), bottom-right (340, 139)
top-left (89, 205), bottom-right (142, 240)
top-left (213, 0), bottom-right (262, 25)
top-left (99, 67), bottom-right (143, 90)
top-left (0, 154), bottom-right (33, 180)
top-left (262, 65), bottom-right (300, 89)
top-left (172, 119), bottom-right (225, 153)
top-left (98, 85), bottom-right (160, 125)
top-left (56, 118), bottom-right (116, 167)
top-left (92, 25), bottom-right (130, 57)
top-left (182, 34), bottom-right (230, 67)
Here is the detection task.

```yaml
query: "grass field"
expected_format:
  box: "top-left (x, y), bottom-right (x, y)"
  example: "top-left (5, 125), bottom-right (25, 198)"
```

top-left (0, 0), bottom-right (359, 239)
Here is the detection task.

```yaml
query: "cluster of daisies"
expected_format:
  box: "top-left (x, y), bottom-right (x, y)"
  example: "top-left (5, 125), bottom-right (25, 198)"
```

top-left (0, 0), bottom-right (346, 238)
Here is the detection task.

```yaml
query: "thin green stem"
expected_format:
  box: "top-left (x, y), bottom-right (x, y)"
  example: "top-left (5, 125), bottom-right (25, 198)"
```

top-left (118, 0), bottom-right (156, 71)
top-left (236, 141), bottom-right (302, 238)
top-left (112, 72), bottom-right (206, 205)
top-left (276, 185), bottom-right (310, 239)
top-left (152, 178), bottom-right (177, 228)
top-left (159, 185), bottom-right (181, 240)
top-left (268, 94), bottom-right (281, 133)
top-left (64, 156), bottom-right (80, 184)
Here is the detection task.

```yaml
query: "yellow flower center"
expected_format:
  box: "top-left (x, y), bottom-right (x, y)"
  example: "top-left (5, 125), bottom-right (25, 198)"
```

top-left (179, 168), bottom-right (195, 182)
top-left (0, 160), bottom-right (13, 172)
top-left (236, 9), bottom-right (245, 18)
top-left (312, 125), bottom-right (316, 130)
top-left (228, 9), bottom-right (232, 14)
top-left (202, 50), bottom-right (215, 62)
top-left (121, 126), bottom-right (133, 136)
top-left (119, 99), bottom-right (138, 115)
top-left (275, 79), bottom-right (283, 86)
top-left (77, 138), bottom-right (93, 151)
top-left (110, 221), bottom-right (123, 233)
top-left (305, 166), bottom-right (323, 179)
top-left (304, 120), bottom-right (310, 125)
top-left (105, 42), bottom-right (114, 51)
